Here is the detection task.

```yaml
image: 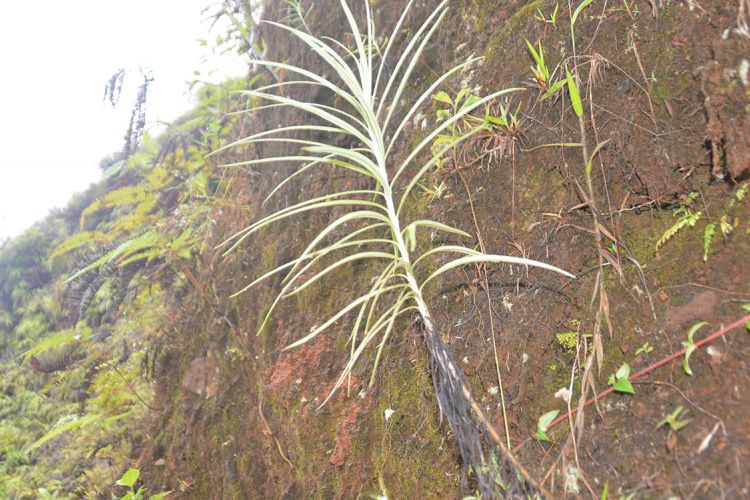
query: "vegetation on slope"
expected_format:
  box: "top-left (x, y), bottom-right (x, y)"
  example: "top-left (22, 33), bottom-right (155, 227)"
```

top-left (0, 78), bottom-right (249, 497)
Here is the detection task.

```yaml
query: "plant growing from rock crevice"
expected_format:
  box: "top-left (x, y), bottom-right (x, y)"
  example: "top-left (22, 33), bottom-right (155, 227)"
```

top-left (219, 0), bottom-right (574, 495)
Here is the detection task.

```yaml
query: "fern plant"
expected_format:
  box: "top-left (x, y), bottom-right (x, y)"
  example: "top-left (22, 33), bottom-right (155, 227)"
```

top-left (220, 0), bottom-right (573, 494)
top-left (655, 192), bottom-right (702, 252)
top-left (657, 184), bottom-right (749, 261)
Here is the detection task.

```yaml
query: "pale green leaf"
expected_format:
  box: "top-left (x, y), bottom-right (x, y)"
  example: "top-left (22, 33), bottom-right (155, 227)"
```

top-left (116, 468), bottom-right (141, 488)
top-left (536, 410), bottom-right (559, 441)
top-left (421, 253), bottom-right (575, 290)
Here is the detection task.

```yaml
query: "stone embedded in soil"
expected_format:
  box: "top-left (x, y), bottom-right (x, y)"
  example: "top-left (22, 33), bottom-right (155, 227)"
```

top-left (664, 290), bottom-right (718, 331)
top-left (181, 349), bottom-right (220, 398)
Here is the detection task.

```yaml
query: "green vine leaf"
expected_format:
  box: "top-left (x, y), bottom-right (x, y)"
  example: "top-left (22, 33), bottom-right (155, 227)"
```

top-left (535, 410), bottom-right (559, 441)
top-left (609, 363), bottom-right (634, 394)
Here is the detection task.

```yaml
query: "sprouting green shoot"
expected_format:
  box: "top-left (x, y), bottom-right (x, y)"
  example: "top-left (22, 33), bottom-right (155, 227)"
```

top-left (682, 321), bottom-right (709, 376)
top-left (657, 406), bottom-right (690, 432)
top-left (525, 39), bottom-right (552, 90)
top-left (535, 2), bottom-right (559, 26)
top-left (635, 341), bottom-right (653, 355)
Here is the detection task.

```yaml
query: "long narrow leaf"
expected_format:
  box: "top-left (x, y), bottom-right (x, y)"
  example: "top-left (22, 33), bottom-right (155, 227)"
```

top-left (373, 0), bottom-right (415, 101)
top-left (386, 56), bottom-right (481, 156)
top-left (402, 220), bottom-right (472, 239)
top-left (397, 127), bottom-right (484, 214)
top-left (218, 189), bottom-right (384, 250)
top-left (284, 284), bottom-right (408, 350)
top-left (421, 254), bottom-right (575, 290)
top-left (286, 251), bottom-right (399, 297)
top-left (391, 88), bottom-right (521, 187)
top-left (377, 0), bottom-right (448, 119)
top-left (284, 213), bottom-right (392, 280)
top-left (413, 244), bottom-right (482, 268)
top-left (382, 6), bottom-right (449, 133)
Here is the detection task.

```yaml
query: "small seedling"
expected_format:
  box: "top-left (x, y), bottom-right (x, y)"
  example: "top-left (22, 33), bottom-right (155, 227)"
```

top-left (535, 2), bottom-right (559, 26)
top-left (555, 331), bottom-right (592, 351)
top-left (617, 0), bottom-right (640, 19)
top-left (608, 363), bottom-right (635, 394)
top-left (540, 66), bottom-right (583, 119)
top-left (657, 406), bottom-right (690, 432)
top-left (535, 409), bottom-right (560, 441)
top-left (743, 304), bottom-right (750, 331)
top-left (483, 100), bottom-right (521, 135)
top-left (466, 452), bottom-right (508, 490)
top-left (565, 66), bottom-right (584, 117)
top-left (635, 341), bottom-right (653, 355)
top-left (525, 39), bottom-right (553, 91)
top-left (113, 468), bottom-right (170, 500)
top-left (281, 0), bottom-right (314, 32)
top-left (419, 181), bottom-right (448, 202)
top-left (432, 88), bottom-right (483, 161)
top-left (682, 321), bottom-right (708, 376)
top-left (432, 90), bottom-right (522, 168)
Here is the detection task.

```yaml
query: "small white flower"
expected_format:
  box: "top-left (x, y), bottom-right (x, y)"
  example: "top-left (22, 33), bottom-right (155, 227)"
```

top-left (384, 408), bottom-right (395, 421)
top-left (554, 387), bottom-right (572, 403)
top-left (488, 386), bottom-right (499, 395)
top-left (502, 294), bottom-right (514, 311)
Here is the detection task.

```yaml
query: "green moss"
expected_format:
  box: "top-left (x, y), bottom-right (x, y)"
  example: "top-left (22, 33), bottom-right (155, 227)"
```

top-left (367, 340), bottom-right (455, 495)
top-left (484, 0), bottom-right (544, 64)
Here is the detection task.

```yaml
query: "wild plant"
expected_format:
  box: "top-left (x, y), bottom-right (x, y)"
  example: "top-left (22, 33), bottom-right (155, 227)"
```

top-left (535, 2), bottom-right (560, 27)
top-left (655, 183), bottom-right (749, 261)
top-left (433, 89), bottom-right (523, 170)
top-left (525, 39), bottom-right (555, 91)
top-left (281, 0), bottom-right (313, 33)
top-left (219, 0), bottom-right (574, 494)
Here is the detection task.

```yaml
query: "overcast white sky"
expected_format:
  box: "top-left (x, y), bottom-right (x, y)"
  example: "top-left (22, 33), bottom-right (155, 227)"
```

top-left (0, 1), bottom-right (246, 240)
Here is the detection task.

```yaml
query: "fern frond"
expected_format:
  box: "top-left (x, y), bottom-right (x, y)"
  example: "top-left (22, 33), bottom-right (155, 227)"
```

top-left (106, 213), bottom-right (150, 237)
top-left (656, 211), bottom-right (701, 251)
top-left (80, 185), bottom-right (152, 228)
top-left (116, 248), bottom-right (164, 267)
top-left (21, 326), bottom-right (92, 363)
top-left (25, 413), bottom-right (99, 452)
top-left (66, 231), bottom-right (162, 282)
top-left (49, 231), bottom-right (108, 263)
top-left (145, 166), bottom-right (172, 190)
top-left (703, 223), bottom-right (716, 261)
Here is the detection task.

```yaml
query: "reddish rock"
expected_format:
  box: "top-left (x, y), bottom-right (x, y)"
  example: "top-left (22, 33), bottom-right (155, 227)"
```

top-left (664, 291), bottom-right (718, 332)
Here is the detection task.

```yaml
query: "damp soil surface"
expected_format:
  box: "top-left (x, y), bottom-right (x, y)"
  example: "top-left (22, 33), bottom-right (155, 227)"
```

top-left (136, 0), bottom-right (750, 498)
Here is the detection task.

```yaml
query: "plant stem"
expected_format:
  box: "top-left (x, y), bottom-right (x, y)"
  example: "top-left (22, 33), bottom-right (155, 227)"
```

top-left (546, 313), bottom-right (750, 430)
